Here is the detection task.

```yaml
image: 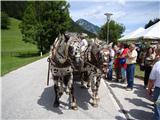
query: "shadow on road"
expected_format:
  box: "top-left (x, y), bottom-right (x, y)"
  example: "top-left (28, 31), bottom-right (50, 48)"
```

top-left (133, 84), bottom-right (153, 101)
top-left (126, 109), bottom-right (154, 120)
top-left (125, 98), bottom-right (153, 110)
top-left (109, 83), bottom-right (126, 89)
top-left (115, 109), bottom-right (154, 120)
top-left (107, 80), bottom-right (154, 120)
top-left (109, 81), bottom-right (153, 101)
top-left (37, 81), bottom-right (92, 114)
top-left (115, 116), bottom-right (126, 120)
top-left (74, 82), bottom-right (92, 110)
top-left (37, 85), bottom-right (64, 114)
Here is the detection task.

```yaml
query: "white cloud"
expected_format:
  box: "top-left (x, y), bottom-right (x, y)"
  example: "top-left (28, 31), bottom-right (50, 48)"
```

top-left (84, 5), bottom-right (103, 16)
top-left (68, 0), bottom-right (159, 2)
top-left (117, 0), bottom-right (126, 5)
top-left (123, 28), bottom-right (132, 35)
top-left (112, 11), bottom-right (126, 20)
top-left (69, 1), bottom-right (160, 33)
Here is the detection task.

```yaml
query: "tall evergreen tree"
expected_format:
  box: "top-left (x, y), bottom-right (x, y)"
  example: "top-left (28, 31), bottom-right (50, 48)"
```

top-left (1, 1), bottom-right (27, 20)
top-left (20, 1), bottom-right (71, 53)
top-left (98, 20), bottom-right (125, 43)
top-left (145, 18), bottom-right (160, 29)
top-left (1, 11), bottom-right (10, 29)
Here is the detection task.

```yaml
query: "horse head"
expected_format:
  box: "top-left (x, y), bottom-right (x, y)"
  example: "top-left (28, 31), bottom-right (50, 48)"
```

top-left (89, 40), bottom-right (110, 74)
top-left (65, 33), bottom-right (84, 71)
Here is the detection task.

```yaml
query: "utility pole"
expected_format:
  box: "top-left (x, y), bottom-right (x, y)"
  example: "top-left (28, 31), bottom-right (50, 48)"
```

top-left (104, 13), bottom-right (113, 44)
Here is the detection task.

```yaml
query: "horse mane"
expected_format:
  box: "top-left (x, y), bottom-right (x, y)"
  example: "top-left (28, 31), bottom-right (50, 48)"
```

top-left (51, 34), bottom-right (70, 66)
top-left (89, 41), bottom-right (110, 68)
top-left (51, 33), bottom-right (81, 67)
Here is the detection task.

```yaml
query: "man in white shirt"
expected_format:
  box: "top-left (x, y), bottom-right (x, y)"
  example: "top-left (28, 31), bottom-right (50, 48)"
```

top-left (80, 33), bottom-right (88, 53)
top-left (126, 43), bottom-right (138, 90)
top-left (148, 46), bottom-right (160, 120)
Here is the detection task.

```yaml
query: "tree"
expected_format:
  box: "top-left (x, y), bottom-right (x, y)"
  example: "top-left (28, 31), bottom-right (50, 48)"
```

top-left (20, 1), bottom-right (71, 54)
top-left (145, 18), bottom-right (160, 29)
top-left (98, 20), bottom-right (125, 43)
top-left (1, 11), bottom-right (10, 29)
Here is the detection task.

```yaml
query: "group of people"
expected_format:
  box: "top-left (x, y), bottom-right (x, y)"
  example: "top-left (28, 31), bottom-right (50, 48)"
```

top-left (142, 45), bottom-right (160, 120)
top-left (107, 42), bottom-right (137, 91)
top-left (106, 42), bottom-right (160, 120)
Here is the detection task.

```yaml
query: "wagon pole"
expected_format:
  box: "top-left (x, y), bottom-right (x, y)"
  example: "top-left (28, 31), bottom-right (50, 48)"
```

top-left (47, 58), bottom-right (51, 86)
top-left (46, 45), bottom-right (56, 86)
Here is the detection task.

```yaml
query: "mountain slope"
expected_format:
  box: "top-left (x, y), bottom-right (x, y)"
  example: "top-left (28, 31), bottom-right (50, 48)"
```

top-left (68, 19), bottom-right (96, 37)
top-left (76, 19), bottom-right (100, 34)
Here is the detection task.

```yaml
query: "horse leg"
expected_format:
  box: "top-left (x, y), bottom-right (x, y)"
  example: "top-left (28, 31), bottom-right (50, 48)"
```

top-left (53, 84), bottom-right (60, 107)
top-left (80, 71), bottom-right (84, 86)
top-left (70, 85), bottom-right (78, 110)
top-left (86, 72), bottom-right (91, 88)
top-left (53, 77), bottom-right (63, 107)
top-left (81, 72), bottom-right (87, 88)
top-left (95, 76), bottom-right (101, 102)
top-left (90, 75), bottom-right (98, 107)
top-left (68, 73), bottom-right (78, 110)
top-left (87, 79), bottom-right (91, 88)
top-left (81, 71), bottom-right (90, 89)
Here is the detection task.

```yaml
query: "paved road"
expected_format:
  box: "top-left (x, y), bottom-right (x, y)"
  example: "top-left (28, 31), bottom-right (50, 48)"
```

top-left (2, 58), bottom-right (125, 120)
top-left (105, 78), bottom-right (154, 120)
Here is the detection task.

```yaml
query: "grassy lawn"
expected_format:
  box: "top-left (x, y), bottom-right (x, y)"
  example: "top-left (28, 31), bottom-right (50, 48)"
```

top-left (135, 64), bottom-right (144, 80)
top-left (1, 18), bottom-right (47, 76)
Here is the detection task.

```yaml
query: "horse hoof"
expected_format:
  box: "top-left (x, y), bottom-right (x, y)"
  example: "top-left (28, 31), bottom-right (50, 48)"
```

top-left (87, 85), bottom-right (91, 89)
top-left (66, 91), bottom-right (69, 95)
top-left (81, 86), bottom-right (84, 89)
top-left (91, 103), bottom-right (98, 107)
top-left (71, 106), bottom-right (78, 110)
top-left (96, 97), bottom-right (100, 102)
top-left (53, 102), bottom-right (59, 107)
top-left (89, 99), bottom-right (98, 107)
top-left (81, 85), bottom-right (87, 89)
top-left (71, 102), bottom-right (78, 110)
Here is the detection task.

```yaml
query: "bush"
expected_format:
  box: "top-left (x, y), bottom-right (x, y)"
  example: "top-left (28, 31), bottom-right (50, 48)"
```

top-left (1, 11), bottom-right (10, 29)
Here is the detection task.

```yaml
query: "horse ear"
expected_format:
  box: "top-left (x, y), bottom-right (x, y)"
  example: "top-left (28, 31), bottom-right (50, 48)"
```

top-left (108, 42), bottom-right (113, 48)
top-left (64, 33), bottom-right (70, 42)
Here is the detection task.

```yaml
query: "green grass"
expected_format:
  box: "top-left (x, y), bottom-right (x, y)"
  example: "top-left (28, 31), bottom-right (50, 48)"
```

top-left (1, 18), bottom-right (47, 76)
top-left (135, 64), bottom-right (144, 80)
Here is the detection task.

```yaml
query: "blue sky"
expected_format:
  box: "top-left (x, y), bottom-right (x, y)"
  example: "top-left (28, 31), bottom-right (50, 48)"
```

top-left (68, 0), bottom-right (160, 35)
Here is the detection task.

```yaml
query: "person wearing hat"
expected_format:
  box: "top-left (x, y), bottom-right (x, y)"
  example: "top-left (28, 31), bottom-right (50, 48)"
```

top-left (80, 33), bottom-right (88, 53)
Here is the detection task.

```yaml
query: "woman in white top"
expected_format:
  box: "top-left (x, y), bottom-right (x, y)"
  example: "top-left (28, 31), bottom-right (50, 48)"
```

top-left (148, 46), bottom-right (160, 120)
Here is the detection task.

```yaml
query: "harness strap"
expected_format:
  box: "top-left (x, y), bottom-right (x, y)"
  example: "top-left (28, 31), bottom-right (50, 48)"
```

top-left (50, 65), bottom-right (73, 76)
top-left (85, 62), bottom-right (101, 73)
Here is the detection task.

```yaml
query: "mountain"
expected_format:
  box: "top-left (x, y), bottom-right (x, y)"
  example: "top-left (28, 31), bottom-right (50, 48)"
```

top-left (68, 19), bottom-right (96, 38)
top-left (76, 19), bottom-right (100, 34)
